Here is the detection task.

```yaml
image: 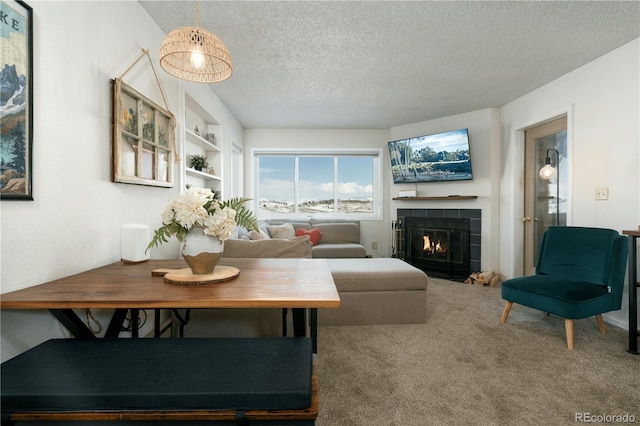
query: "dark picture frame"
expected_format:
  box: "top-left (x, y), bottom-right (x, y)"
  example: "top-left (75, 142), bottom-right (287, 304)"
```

top-left (1, 0), bottom-right (33, 200)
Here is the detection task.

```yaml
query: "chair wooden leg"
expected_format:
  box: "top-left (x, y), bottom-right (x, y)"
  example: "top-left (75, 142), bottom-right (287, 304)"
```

top-left (501, 301), bottom-right (513, 324)
top-left (565, 319), bottom-right (574, 350)
top-left (595, 314), bottom-right (607, 335)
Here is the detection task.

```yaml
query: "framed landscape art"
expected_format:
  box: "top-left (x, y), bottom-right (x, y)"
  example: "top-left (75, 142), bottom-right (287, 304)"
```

top-left (1, 0), bottom-right (33, 200)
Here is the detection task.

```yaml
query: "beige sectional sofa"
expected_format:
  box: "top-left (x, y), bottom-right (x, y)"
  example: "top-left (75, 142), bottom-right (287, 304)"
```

top-left (177, 228), bottom-right (428, 337)
top-left (235, 218), bottom-right (367, 258)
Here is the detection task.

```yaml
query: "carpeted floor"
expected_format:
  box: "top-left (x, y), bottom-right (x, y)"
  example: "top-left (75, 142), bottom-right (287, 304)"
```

top-left (316, 278), bottom-right (639, 426)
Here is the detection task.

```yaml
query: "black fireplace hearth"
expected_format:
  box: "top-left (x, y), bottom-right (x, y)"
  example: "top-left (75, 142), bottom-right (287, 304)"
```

top-left (394, 209), bottom-right (481, 282)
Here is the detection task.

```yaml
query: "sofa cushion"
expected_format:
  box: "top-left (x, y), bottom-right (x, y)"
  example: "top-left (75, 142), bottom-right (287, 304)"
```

top-left (327, 258), bottom-right (429, 292)
top-left (267, 223), bottom-right (296, 239)
top-left (312, 243), bottom-right (366, 258)
top-left (250, 229), bottom-right (269, 240)
top-left (295, 228), bottom-right (321, 246)
top-left (222, 236), bottom-right (312, 258)
top-left (315, 223), bottom-right (360, 244)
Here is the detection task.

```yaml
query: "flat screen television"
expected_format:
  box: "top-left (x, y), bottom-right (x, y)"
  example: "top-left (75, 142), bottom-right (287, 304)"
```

top-left (388, 128), bottom-right (473, 184)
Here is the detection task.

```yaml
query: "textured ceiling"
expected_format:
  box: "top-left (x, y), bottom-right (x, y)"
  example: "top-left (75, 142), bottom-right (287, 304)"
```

top-left (139, 1), bottom-right (639, 129)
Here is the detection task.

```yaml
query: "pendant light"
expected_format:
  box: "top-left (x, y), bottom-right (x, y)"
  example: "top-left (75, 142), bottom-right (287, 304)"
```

top-left (159, 0), bottom-right (233, 83)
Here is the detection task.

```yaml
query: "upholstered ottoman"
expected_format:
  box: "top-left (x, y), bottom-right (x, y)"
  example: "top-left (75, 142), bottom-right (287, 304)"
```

top-left (319, 258), bottom-right (429, 326)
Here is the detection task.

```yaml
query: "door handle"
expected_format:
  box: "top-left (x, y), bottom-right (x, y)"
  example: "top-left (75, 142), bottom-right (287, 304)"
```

top-left (521, 217), bottom-right (532, 223)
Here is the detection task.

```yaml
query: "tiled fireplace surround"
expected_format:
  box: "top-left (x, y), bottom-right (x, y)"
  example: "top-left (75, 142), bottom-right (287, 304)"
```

top-left (396, 208), bottom-right (481, 281)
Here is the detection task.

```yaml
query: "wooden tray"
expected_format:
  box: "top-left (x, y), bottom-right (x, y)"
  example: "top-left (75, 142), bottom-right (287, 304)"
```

top-left (152, 266), bottom-right (240, 285)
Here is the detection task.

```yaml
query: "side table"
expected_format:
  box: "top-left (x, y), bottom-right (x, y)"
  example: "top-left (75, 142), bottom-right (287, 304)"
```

top-left (622, 230), bottom-right (639, 354)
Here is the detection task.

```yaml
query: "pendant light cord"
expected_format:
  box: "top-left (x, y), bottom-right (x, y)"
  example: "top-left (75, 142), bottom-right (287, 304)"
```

top-left (195, 0), bottom-right (200, 27)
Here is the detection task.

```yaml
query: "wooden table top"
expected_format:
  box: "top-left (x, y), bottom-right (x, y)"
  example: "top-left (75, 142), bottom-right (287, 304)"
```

top-left (0, 258), bottom-right (340, 310)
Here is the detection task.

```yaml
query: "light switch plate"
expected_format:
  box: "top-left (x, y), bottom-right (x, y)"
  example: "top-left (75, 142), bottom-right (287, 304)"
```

top-left (595, 187), bottom-right (609, 200)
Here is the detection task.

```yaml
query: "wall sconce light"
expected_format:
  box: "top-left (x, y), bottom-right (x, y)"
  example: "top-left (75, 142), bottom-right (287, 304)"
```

top-left (159, 0), bottom-right (233, 83)
top-left (538, 148), bottom-right (560, 225)
top-left (538, 148), bottom-right (558, 180)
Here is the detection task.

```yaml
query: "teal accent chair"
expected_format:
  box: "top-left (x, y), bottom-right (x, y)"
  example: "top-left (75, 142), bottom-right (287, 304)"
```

top-left (501, 226), bottom-right (628, 349)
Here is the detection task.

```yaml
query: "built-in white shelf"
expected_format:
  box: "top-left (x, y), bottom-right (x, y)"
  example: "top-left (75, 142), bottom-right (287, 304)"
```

top-left (182, 91), bottom-right (223, 196)
top-left (185, 129), bottom-right (221, 153)
top-left (185, 167), bottom-right (222, 181)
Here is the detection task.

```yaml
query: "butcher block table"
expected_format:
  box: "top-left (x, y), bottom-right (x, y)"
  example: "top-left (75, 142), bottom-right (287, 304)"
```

top-left (0, 258), bottom-right (340, 349)
top-left (0, 258), bottom-right (340, 424)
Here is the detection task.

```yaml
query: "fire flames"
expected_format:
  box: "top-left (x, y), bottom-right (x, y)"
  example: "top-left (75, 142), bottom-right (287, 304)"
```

top-left (423, 235), bottom-right (446, 254)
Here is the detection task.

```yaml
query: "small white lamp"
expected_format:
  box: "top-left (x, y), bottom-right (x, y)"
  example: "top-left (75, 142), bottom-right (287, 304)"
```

top-left (121, 224), bottom-right (150, 263)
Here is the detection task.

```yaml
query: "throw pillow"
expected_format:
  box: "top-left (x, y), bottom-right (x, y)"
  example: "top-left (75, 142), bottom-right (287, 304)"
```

top-left (236, 226), bottom-right (252, 240)
top-left (295, 227), bottom-right (321, 246)
top-left (250, 230), bottom-right (269, 240)
top-left (267, 223), bottom-right (296, 239)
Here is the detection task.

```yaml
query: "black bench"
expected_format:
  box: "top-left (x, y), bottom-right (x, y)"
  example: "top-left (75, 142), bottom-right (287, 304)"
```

top-left (1, 337), bottom-right (316, 425)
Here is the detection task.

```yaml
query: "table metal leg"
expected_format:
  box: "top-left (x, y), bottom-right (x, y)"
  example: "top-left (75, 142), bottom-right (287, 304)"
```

top-left (104, 309), bottom-right (131, 338)
top-left (292, 308), bottom-right (305, 337)
top-left (130, 309), bottom-right (139, 338)
top-left (292, 308), bottom-right (318, 353)
top-left (49, 309), bottom-right (96, 340)
top-left (310, 308), bottom-right (317, 354)
top-left (50, 309), bottom-right (134, 339)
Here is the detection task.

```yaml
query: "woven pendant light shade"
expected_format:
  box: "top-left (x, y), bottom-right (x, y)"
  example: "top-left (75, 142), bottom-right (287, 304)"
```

top-left (159, 26), bottom-right (233, 83)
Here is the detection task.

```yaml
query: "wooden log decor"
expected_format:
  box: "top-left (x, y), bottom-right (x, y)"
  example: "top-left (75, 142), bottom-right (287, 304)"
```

top-left (152, 266), bottom-right (240, 285)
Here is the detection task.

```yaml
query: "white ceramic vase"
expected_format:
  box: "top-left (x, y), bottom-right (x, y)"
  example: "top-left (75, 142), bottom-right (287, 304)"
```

top-left (182, 227), bottom-right (224, 274)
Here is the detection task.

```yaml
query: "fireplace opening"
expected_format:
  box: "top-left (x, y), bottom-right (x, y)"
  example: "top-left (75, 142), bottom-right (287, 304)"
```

top-left (398, 215), bottom-right (472, 282)
top-left (412, 228), bottom-right (466, 264)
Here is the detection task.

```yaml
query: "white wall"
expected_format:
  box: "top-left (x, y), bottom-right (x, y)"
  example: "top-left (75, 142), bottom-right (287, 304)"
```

top-left (244, 128), bottom-right (391, 256)
top-left (500, 39), bottom-right (640, 329)
top-left (389, 108), bottom-right (502, 274)
top-left (0, 1), bottom-right (242, 361)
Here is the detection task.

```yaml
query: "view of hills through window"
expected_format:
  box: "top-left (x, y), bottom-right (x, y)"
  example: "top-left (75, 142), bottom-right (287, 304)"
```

top-left (258, 156), bottom-right (374, 215)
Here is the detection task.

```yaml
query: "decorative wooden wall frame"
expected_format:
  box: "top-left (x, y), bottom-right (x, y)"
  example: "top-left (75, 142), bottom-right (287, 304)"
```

top-left (1, 0), bottom-right (33, 200)
top-left (111, 79), bottom-right (175, 187)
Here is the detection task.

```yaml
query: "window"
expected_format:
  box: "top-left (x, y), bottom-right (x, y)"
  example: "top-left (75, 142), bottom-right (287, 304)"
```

top-left (252, 148), bottom-right (382, 219)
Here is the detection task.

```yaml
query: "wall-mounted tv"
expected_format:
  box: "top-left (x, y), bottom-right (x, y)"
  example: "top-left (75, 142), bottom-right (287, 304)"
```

top-left (388, 128), bottom-right (473, 184)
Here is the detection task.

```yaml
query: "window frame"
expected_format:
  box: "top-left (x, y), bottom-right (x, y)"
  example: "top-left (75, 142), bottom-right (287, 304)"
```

top-left (111, 79), bottom-right (175, 188)
top-left (250, 147), bottom-right (383, 220)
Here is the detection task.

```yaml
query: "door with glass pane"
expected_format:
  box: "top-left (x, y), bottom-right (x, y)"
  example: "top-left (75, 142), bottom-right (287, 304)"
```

top-left (523, 115), bottom-right (567, 275)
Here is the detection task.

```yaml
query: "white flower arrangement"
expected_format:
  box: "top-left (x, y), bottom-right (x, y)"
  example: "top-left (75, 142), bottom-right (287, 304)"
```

top-left (147, 186), bottom-right (257, 251)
